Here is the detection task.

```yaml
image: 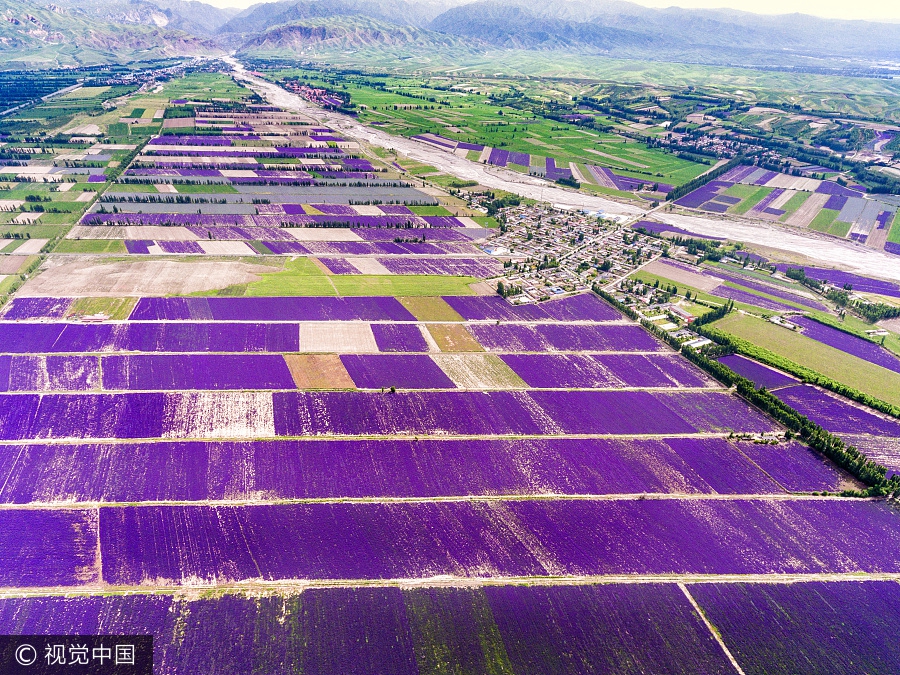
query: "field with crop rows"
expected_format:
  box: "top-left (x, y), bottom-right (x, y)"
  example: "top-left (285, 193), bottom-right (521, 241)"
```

top-left (1, 76), bottom-right (899, 673)
top-left (673, 165), bottom-right (899, 255)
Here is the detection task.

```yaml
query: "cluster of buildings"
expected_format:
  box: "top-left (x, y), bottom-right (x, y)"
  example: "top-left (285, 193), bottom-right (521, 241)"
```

top-left (483, 204), bottom-right (668, 303)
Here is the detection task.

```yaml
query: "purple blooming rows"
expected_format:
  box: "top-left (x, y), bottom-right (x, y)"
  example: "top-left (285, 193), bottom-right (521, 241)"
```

top-left (0, 437), bottom-right (794, 503)
top-left (749, 188), bottom-right (785, 215)
top-left (500, 354), bottom-right (711, 388)
top-left (713, 285), bottom-right (798, 312)
top-left (101, 354), bottom-right (296, 391)
top-left (340, 355), bottom-right (455, 389)
top-left (443, 293), bottom-right (621, 321)
top-left (3, 582), bottom-right (897, 672)
top-left (791, 316), bottom-right (900, 374)
top-left (507, 151), bottom-right (530, 166)
top-left (129, 296), bottom-right (415, 322)
top-left (352, 227), bottom-right (468, 241)
top-left (631, 220), bottom-right (722, 240)
top-left (737, 440), bottom-right (847, 493)
top-left (371, 324), bottom-right (429, 352)
top-left (157, 240), bottom-right (205, 254)
top-left (774, 384), bottom-right (900, 437)
top-left (470, 323), bottom-right (661, 352)
top-left (0, 510), bottom-right (99, 586)
top-left (317, 257), bottom-right (360, 274)
top-left (823, 194), bottom-right (848, 211)
top-left (690, 581), bottom-right (900, 675)
top-left (717, 354), bottom-right (798, 389)
top-left (95, 498), bottom-right (900, 584)
top-left (1, 297), bottom-right (72, 320)
top-left (488, 148), bottom-right (509, 167)
top-left (773, 266), bottom-right (900, 298)
top-left (545, 158), bottom-right (572, 181)
top-left (377, 257), bottom-right (502, 277)
top-left (0, 322), bottom-right (299, 353)
top-left (703, 270), bottom-right (828, 310)
top-left (816, 181), bottom-right (865, 197)
top-left (0, 355), bottom-right (99, 391)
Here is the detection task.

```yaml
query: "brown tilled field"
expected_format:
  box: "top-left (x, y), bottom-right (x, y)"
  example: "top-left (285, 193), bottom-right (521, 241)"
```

top-left (426, 324), bottom-right (484, 352)
top-left (283, 354), bottom-right (356, 389)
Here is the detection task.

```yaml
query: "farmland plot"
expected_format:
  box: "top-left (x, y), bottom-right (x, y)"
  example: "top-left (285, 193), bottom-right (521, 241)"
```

top-left (4, 80), bottom-right (900, 674)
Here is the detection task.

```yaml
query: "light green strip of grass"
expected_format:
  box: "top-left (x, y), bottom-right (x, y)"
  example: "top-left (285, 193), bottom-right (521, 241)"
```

top-left (53, 239), bottom-right (126, 254)
top-left (808, 208), bottom-right (839, 232)
top-left (827, 220), bottom-right (852, 237)
top-left (730, 187), bottom-right (772, 215)
top-left (778, 191), bottom-right (810, 220)
top-left (715, 312), bottom-right (900, 406)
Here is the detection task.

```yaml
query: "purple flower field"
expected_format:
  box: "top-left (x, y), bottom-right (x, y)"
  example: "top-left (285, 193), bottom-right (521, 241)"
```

top-left (0, 437), bottom-right (799, 503)
top-left (101, 354), bottom-right (297, 390)
top-left (736, 440), bottom-right (848, 493)
top-left (773, 384), bottom-right (900, 437)
top-left (717, 354), bottom-right (798, 389)
top-left (470, 323), bottom-right (662, 352)
top-left (443, 293), bottom-right (621, 321)
top-left (1, 297), bottom-right (72, 320)
top-left (500, 354), bottom-right (713, 388)
top-left (371, 323), bottom-right (429, 352)
top-left (0, 322), bottom-right (301, 353)
top-left (791, 316), bottom-right (900, 374)
top-left (704, 270), bottom-right (827, 310)
top-left (691, 581), bottom-right (900, 675)
top-left (340, 355), bottom-right (456, 389)
top-left (773, 265), bottom-right (900, 298)
top-left (129, 296), bottom-right (416, 322)
top-left (97, 499), bottom-right (900, 583)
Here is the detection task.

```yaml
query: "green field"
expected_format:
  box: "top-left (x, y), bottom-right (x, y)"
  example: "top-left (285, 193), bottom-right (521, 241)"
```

top-left (715, 313), bottom-right (900, 406)
top-left (809, 208), bottom-right (839, 232)
top-left (888, 213), bottom-right (900, 244)
top-left (730, 187), bottom-right (772, 215)
top-left (53, 239), bottom-right (126, 254)
top-left (778, 191), bottom-right (811, 219)
top-left (273, 67), bottom-right (706, 187)
top-left (196, 257), bottom-right (479, 297)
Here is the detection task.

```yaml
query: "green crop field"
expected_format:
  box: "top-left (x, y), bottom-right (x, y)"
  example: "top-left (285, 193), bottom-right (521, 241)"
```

top-left (271, 67), bottom-right (706, 187)
top-left (809, 209), bottom-right (839, 232)
top-left (53, 239), bottom-right (126, 254)
top-left (715, 313), bottom-right (900, 406)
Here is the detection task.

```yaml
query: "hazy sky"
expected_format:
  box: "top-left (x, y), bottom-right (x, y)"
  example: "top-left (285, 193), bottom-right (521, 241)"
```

top-left (204, 0), bottom-right (900, 23)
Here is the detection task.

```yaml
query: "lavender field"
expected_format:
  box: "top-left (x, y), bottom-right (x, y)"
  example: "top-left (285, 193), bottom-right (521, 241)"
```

top-left (3, 83), bottom-right (898, 674)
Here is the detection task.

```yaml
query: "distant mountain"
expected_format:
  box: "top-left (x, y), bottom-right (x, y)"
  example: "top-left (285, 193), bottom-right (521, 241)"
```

top-left (428, 0), bottom-right (900, 63)
top-left (0, 0), bottom-right (219, 65)
top-left (428, 2), bottom-right (651, 52)
top-left (50, 0), bottom-right (238, 36)
top-left (220, 0), bottom-right (457, 34)
top-left (3, 0), bottom-right (900, 68)
top-left (236, 14), bottom-right (471, 54)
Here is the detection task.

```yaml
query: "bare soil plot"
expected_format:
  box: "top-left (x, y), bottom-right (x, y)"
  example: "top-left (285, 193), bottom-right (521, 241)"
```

top-left (155, 184), bottom-right (178, 193)
top-left (162, 392), bottom-right (276, 439)
top-left (14, 239), bottom-right (48, 254)
top-left (433, 353), bottom-right (526, 389)
top-left (769, 190), bottom-right (796, 210)
top-left (20, 259), bottom-right (271, 296)
top-left (283, 354), bottom-right (356, 389)
top-left (0, 255), bottom-right (27, 275)
top-left (426, 323), bottom-right (484, 352)
top-left (13, 214), bottom-right (42, 225)
top-left (284, 228), bottom-right (363, 241)
top-left (198, 241), bottom-right (256, 255)
top-left (352, 205), bottom-right (383, 216)
top-left (349, 258), bottom-right (391, 275)
top-left (67, 226), bottom-right (201, 241)
top-left (66, 297), bottom-right (137, 320)
top-left (399, 297), bottom-right (463, 321)
top-left (75, 192), bottom-right (95, 203)
top-left (643, 259), bottom-right (722, 292)
top-left (298, 322), bottom-right (378, 352)
top-left (786, 192), bottom-right (830, 228)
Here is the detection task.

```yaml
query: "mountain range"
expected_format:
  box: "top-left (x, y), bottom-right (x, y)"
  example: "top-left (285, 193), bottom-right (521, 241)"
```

top-left (2, 0), bottom-right (900, 67)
